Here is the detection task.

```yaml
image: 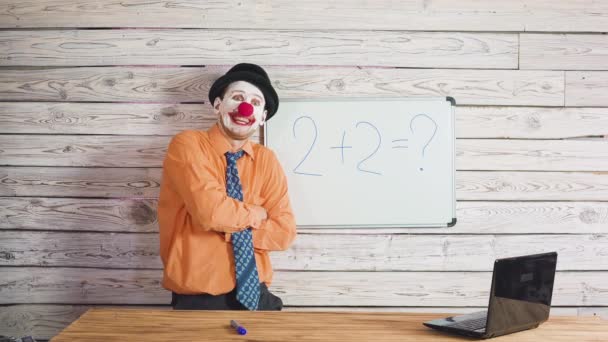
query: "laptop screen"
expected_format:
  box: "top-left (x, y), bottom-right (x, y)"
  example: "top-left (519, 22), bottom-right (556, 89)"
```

top-left (487, 252), bottom-right (557, 333)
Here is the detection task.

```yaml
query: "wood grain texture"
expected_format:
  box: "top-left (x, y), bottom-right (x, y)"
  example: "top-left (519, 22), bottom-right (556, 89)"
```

top-left (0, 30), bottom-right (518, 68)
top-left (0, 135), bottom-right (171, 167)
top-left (48, 309), bottom-right (608, 342)
top-left (455, 171), bottom-right (608, 201)
top-left (299, 201), bottom-right (608, 234)
top-left (455, 139), bottom-right (608, 172)
top-left (0, 67), bottom-right (564, 106)
top-left (521, 34), bottom-right (608, 70)
top-left (2, 305), bottom-right (605, 341)
top-left (2, 1), bottom-right (607, 32)
top-left (3, 104), bottom-right (608, 139)
top-left (0, 1), bottom-right (606, 340)
top-left (2, 197), bottom-right (606, 234)
top-left (0, 167), bottom-right (163, 198)
top-left (4, 136), bottom-right (606, 170)
top-left (455, 106), bottom-right (608, 139)
top-left (0, 102), bottom-right (215, 135)
top-left (0, 197), bottom-right (159, 232)
top-left (1, 231), bottom-right (606, 271)
top-left (0, 268), bottom-right (606, 306)
top-left (0, 305), bottom-right (92, 341)
top-left (566, 71), bottom-right (608, 106)
top-left (3, 168), bottom-right (608, 201)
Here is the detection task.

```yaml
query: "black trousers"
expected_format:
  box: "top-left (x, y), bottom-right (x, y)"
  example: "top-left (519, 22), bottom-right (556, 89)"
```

top-left (171, 283), bottom-right (283, 311)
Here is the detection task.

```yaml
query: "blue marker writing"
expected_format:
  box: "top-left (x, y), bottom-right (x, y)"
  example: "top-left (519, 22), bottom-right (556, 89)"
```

top-left (230, 320), bottom-right (247, 335)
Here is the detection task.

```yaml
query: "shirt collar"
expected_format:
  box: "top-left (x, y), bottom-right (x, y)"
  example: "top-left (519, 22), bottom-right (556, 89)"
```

top-left (209, 123), bottom-right (255, 160)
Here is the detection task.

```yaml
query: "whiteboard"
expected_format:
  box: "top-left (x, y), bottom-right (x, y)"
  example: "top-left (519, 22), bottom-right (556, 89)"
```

top-left (264, 97), bottom-right (456, 228)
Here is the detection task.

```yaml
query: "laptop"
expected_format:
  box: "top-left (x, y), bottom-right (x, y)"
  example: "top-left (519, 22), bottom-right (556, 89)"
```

top-left (423, 252), bottom-right (558, 339)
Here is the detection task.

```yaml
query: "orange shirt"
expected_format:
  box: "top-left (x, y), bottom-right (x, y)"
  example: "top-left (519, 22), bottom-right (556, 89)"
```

top-left (158, 124), bottom-right (297, 295)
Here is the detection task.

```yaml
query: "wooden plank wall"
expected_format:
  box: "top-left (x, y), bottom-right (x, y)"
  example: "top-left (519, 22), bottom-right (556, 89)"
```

top-left (1, 1), bottom-right (608, 340)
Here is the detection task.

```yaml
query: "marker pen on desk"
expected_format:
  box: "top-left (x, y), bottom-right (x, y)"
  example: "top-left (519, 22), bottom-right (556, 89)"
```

top-left (230, 320), bottom-right (247, 335)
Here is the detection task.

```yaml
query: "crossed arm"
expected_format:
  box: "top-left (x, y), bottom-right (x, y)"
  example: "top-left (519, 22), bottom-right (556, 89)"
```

top-left (162, 132), bottom-right (296, 251)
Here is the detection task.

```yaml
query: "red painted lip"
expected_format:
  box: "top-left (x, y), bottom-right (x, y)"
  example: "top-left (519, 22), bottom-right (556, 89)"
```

top-left (229, 111), bottom-right (256, 126)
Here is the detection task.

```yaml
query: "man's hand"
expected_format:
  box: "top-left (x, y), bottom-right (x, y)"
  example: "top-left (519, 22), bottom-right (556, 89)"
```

top-left (249, 204), bottom-right (268, 229)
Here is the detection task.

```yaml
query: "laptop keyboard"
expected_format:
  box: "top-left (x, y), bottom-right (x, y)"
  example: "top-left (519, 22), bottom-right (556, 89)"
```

top-left (447, 316), bottom-right (487, 331)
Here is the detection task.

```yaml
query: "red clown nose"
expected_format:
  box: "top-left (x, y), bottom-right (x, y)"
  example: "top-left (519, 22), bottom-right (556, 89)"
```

top-left (238, 102), bottom-right (254, 117)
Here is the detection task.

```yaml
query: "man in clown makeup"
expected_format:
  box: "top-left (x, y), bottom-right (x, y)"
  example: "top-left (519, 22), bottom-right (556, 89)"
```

top-left (158, 63), bottom-right (297, 311)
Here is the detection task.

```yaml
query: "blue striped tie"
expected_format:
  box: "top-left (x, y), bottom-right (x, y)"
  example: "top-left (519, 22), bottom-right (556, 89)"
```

top-left (225, 150), bottom-right (260, 310)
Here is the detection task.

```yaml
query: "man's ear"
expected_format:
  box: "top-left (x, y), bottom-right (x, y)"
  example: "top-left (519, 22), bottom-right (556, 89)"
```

top-left (260, 110), bottom-right (268, 126)
top-left (213, 97), bottom-right (222, 115)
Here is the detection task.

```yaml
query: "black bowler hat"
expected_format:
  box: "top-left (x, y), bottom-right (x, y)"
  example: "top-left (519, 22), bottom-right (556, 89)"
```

top-left (208, 63), bottom-right (279, 120)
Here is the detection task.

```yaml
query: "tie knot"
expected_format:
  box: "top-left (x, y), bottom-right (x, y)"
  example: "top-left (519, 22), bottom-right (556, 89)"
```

top-left (225, 150), bottom-right (245, 163)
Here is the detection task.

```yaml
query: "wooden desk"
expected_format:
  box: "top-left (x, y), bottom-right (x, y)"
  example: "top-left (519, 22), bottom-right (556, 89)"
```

top-left (51, 309), bottom-right (606, 341)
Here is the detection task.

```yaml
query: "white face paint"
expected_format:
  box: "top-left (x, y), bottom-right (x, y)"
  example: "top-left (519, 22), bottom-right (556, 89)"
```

top-left (214, 81), bottom-right (267, 141)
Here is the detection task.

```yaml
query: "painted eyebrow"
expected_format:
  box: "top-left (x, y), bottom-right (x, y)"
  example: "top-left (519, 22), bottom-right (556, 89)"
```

top-left (229, 90), bottom-right (264, 101)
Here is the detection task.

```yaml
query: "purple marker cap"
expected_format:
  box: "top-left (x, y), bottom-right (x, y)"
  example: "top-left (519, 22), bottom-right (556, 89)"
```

top-left (230, 319), bottom-right (247, 335)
